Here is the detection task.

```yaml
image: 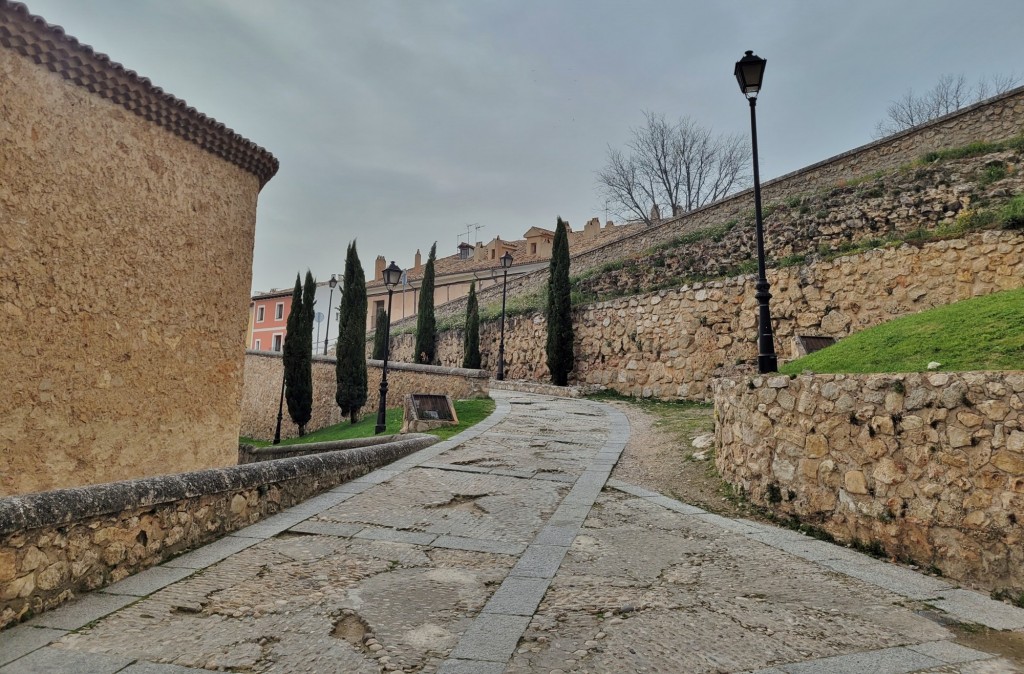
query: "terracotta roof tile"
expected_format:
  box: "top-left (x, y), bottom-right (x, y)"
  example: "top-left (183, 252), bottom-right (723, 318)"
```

top-left (0, 1), bottom-right (278, 186)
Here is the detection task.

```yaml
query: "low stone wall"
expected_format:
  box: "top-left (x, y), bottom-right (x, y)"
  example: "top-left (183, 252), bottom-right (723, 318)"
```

top-left (713, 371), bottom-right (1024, 591)
top-left (240, 352), bottom-right (489, 441)
top-left (0, 439), bottom-right (425, 629)
top-left (237, 434), bottom-right (436, 464)
top-left (489, 380), bottom-right (589, 399)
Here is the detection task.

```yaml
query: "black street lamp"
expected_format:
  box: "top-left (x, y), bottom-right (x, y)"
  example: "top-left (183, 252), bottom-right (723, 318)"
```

top-left (273, 374), bottom-right (285, 445)
top-left (496, 251), bottom-right (513, 381)
top-left (735, 50), bottom-right (778, 373)
top-left (374, 261), bottom-right (403, 434)
top-left (323, 274), bottom-right (338, 356)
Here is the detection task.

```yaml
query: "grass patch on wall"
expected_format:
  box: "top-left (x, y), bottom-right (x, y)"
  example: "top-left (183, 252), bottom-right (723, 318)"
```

top-left (780, 287), bottom-right (1024, 374)
top-left (241, 397), bottom-right (496, 447)
top-left (919, 135), bottom-right (1024, 164)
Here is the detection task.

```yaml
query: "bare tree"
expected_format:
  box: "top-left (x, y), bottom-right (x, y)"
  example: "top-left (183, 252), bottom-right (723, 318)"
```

top-left (874, 73), bottom-right (1021, 138)
top-left (596, 147), bottom-right (658, 226)
top-left (598, 112), bottom-right (750, 225)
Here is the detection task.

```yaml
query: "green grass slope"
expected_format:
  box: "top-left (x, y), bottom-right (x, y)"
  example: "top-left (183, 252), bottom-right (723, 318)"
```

top-left (780, 287), bottom-right (1024, 374)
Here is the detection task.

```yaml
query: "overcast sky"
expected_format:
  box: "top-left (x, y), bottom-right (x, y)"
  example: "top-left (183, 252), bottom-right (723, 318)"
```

top-left (23, 0), bottom-right (1024, 292)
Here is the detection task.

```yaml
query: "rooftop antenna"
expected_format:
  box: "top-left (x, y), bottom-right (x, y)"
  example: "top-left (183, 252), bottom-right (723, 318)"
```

top-left (457, 223), bottom-right (481, 248)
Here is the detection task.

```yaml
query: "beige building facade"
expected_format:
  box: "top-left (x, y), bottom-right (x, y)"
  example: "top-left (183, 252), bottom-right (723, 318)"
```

top-left (0, 3), bottom-right (277, 495)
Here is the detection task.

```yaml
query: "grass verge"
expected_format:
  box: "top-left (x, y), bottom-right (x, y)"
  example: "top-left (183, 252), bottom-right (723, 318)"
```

top-left (241, 397), bottom-right (496, 447)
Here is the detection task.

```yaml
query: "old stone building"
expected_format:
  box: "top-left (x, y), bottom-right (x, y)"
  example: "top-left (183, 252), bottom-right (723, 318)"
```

top-left (0, 1), bottom-right (278, 495)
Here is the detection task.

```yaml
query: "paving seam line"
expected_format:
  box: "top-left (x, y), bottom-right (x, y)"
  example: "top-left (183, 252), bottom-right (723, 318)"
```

top-left (607, 478), bottom-right (1024, 632)
top-left (438, 397), bottom-right (629, 672)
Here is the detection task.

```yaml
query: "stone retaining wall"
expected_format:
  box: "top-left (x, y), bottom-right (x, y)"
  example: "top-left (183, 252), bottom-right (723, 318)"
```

top-left (240, 352), bottom-right (489, 441)
top-left (389, 231), bottom-right (1024, 399)
top-left (713, 371), bottom-right (1024, 591)
top-left (0, 440), bottom-right (425, 629)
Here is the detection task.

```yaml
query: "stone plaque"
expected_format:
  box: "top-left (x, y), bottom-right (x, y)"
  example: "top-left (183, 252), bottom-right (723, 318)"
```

top-left (794, 335), bottom-right (837, 357)
top-left (402, 394), bottom-right (459, 433)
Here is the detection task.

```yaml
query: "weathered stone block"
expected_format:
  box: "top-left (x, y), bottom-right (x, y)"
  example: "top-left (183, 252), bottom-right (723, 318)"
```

top-left (844, 471), bottom-right (868, 495)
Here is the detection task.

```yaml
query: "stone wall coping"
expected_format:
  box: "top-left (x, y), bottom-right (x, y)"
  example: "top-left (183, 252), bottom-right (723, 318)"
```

top-left (244, 349), bottom-right (491, 380)
top-left (714, 369), bottom-right (1024, 388)
top-left (366, 359), bottom-right (491, 379)
top-left (0, 440), bottom-right (421, 536)
top-left (0, 1), bottom-right (279, 186)
top-left (240, 433), bottom-right (436, 462)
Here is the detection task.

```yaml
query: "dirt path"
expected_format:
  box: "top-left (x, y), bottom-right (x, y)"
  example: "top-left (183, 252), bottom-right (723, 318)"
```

top-left (608, 398), bottom-right (767, 521)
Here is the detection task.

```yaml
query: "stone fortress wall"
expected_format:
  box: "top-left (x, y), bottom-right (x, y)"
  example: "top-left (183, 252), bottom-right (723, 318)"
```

top-left (391, 230), bottom-right (1024, 398)
top-left (714, 372), bottom-right (1024, 591)
top-left (239, 352), bottom-right (489, 441)
top-left (392, 85), bottom-right (1024, 330)
top-left (0, 6), bottom-right (276, 496)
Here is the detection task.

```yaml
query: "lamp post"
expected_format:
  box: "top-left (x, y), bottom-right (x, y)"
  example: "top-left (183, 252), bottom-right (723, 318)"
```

top-left (323, 274), bottom-right (338, 355)
top-left (375, 261), bottom-right (403, 434)
top-left (272, 374), bottom-right (285, 445)
top-left (735, 50), bottom-right (778, 373)
top-left (497, 251), bottom-right (513, 381)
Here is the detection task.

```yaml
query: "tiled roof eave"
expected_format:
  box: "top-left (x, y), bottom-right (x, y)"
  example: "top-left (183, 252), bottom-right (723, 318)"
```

top-left (0, 1), bottom-right (279, 187)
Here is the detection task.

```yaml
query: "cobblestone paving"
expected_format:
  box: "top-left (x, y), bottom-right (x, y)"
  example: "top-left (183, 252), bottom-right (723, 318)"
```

top-left (2, 391), bottom-right (1023, 673)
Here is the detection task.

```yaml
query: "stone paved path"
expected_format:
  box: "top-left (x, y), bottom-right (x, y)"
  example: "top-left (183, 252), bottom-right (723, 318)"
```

top-left (2, 391), bottom-right (1023, 673)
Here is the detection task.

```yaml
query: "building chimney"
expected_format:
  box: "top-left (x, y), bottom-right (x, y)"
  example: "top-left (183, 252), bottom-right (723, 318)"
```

top-left (374, 255), bottom-right (386, 281)
top-left (414, 249), bottom-right (422, 270)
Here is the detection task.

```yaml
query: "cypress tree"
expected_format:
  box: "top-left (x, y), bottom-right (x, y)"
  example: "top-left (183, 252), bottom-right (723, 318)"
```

top-left (463, 281), bottom-right (481, 369)
top-left (414, 242), bottom-right (437, 364)
top-left (546, 217), bottom-right (574, 385)
top-left (283, 274), bottom-right (311, 435)
top-left (335, 242), bottom-right (368, 423)
top-left (372, 306), bottom-right (389, 360)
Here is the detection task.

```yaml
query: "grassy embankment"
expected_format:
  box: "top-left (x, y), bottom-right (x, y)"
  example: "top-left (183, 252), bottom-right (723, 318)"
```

top-left (780, 287), bottom-right (1024, 374)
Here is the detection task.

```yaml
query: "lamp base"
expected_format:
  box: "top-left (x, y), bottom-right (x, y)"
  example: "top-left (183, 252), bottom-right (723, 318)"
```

top-left (758, 353), bottom-right (778, 374)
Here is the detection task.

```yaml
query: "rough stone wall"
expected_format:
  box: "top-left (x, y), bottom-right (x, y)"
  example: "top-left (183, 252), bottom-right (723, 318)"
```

top-left (713, 372), bottom-right (1024, 591)
top-left (578, 150), bottom-right (1024, 300)
top-left (392, 87), bottom-right (1024, 328)
top-left (393, 231), bottom-right (1024, 398)
top-left (0, 45), bottom-right (262, 495)
top-left (0, 441), bottom-right (425, 629)
top-left (239, 352), bottom-right (489, 441)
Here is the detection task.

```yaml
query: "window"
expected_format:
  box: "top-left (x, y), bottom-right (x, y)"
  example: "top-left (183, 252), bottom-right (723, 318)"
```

top-left (275, 303), bottom-right (284, 320)
top-left (256, 306), bottom-right (265, 322)
top-left (531, 243), bottom-right (537, 254)
top-left (272, 334), bottom-right (282, 352)
top-left (254, 339), bottom-right (261, 351)
top-left (373, 300), bottom-right (385, 327)
top-left (491, 249), bottom-right (495, 259)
